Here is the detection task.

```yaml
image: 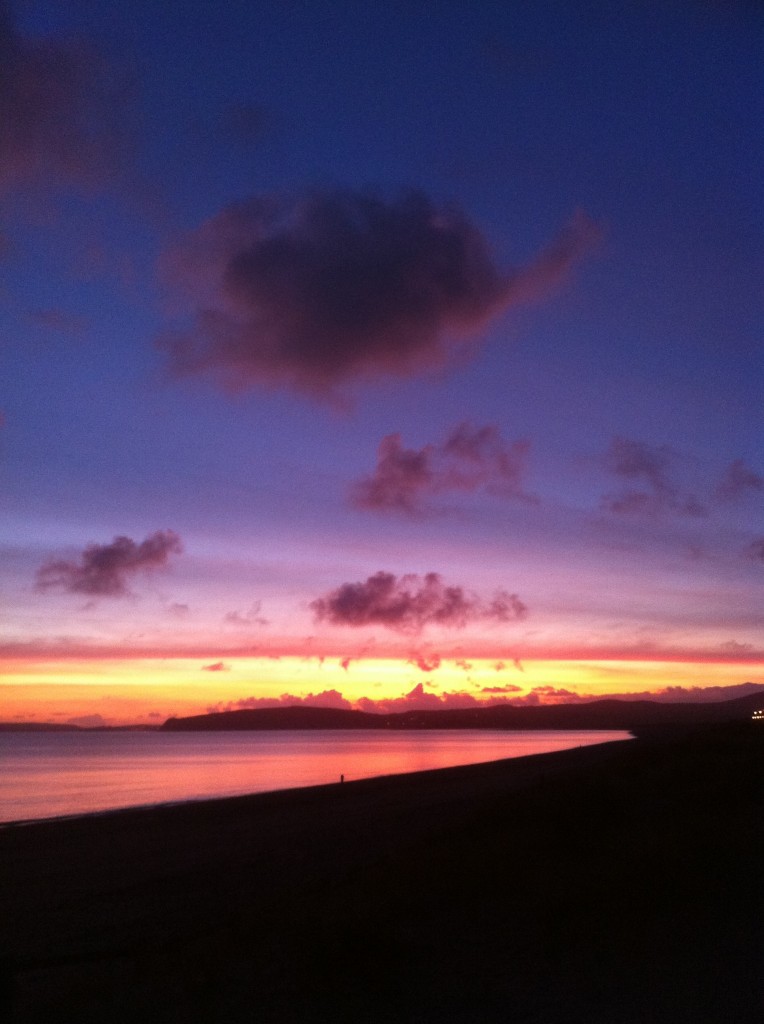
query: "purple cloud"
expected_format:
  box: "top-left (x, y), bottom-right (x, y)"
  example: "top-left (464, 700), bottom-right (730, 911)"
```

top-left (310, 571), bottom-right (527, 634)
top-left (487, 592), bottom-right (528, 622)
top-left (747, 538), bottom-right (764, 563)
top-left (719, 640), bottom-right (754, 654)
top-left (509, 686), bottom-right (581, 705)
top-left (352, 434), bottom-right (434, 514)
top-left (0, 3), bottom-right (124, 194)
top-left (355, 682), bottom-right (490, 714)
top-left (224, 601), bottom-right (269, 627)
top-left (351, 422), bottom-right (535, 515)
top-left (554, 681), bottom-right (764, 705)
top-left (715, 459), bottom-right (764, 502)
top-left (36, 531), bottom-right (183, 597)
top-left (218, 102), bottom-right (271, 146)
top-left (159, 189), bottom-right (597, 397)
top-left (27, 309), bottom-right (89, 336)
top-left (209, 689), bottom-right (353, 713)
top-left (600, 437), bottom-right (706, 517)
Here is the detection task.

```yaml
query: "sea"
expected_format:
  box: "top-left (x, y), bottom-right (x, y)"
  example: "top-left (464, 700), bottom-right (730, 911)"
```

top-left (0, 728), bottom-right (631, 825)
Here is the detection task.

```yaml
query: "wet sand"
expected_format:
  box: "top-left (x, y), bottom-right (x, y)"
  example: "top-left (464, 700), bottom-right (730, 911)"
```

top-left (1, 725), bottom-right (762, 1022)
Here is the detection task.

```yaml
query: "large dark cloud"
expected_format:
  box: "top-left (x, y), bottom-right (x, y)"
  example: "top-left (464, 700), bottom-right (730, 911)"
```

top-left (310, 571), bottom-right (527, 634)
top-left (600, 437), bottom-right (706, 517)
top-left (0, 2), bottom-right (123, 193)
top-left (351, 422), bottom-right (535, 514)
top-left (159, 189), bottom-right (597, 396)
top-left (36, 531), bottom-right (182, 597)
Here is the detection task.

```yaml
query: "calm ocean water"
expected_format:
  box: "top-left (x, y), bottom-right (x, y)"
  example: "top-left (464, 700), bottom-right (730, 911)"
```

top-left (0, 729), bottom-right (631, 824)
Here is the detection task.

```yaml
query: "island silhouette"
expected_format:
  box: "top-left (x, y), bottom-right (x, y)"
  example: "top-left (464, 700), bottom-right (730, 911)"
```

top-left (160, 691), bottom-right (764, 732)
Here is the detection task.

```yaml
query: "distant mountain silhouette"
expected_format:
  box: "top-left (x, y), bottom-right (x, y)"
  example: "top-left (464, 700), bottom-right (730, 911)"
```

top-left (0, 721), bottom-right (82, 732)
top-left (161, 693), bottom-right (764, 732)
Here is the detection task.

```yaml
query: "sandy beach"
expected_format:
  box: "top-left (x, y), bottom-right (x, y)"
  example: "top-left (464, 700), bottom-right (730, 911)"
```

top-left (1, 725), bottom-right (762, 1023)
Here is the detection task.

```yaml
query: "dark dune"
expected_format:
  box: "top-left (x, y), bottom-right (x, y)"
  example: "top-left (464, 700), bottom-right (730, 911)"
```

top-left (1, 723), bottom-right (763, 1023)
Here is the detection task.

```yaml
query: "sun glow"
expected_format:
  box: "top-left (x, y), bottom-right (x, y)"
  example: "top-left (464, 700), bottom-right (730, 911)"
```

top-left (1, 654), bottom-right (761, 726)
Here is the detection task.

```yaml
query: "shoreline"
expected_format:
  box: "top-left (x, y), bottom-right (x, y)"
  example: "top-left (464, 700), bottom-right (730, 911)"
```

top-left (0, 733), bottom-right (632, 830)
top-left (2, 726), bottom-right (762, 1022)
top-left (0, 727), bottom-right (633, 829)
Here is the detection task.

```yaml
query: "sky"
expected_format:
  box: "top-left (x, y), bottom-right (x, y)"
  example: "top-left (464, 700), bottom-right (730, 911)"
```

top-left (1, 0), bottom-right (762, 725)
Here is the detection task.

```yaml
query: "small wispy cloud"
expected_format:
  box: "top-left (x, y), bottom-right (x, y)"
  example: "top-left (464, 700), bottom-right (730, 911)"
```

top-left (36, 531), bottom-right (182, 598)
top-left (350, 422), bottom-right (536, 515)
top-left (715, 459), bottom-right (764, 502)
top-left (600, 437), bottom-right (706, 517)
top-left (223, 601), bottom-right (269, 627)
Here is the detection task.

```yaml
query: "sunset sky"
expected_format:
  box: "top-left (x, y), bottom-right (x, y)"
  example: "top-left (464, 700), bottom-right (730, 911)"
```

top-left (1, 0), bottom-right (762, 725)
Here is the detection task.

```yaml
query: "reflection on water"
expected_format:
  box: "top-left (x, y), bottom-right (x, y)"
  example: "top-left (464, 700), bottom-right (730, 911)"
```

top-left (0, 729), bottom-right (631, 823)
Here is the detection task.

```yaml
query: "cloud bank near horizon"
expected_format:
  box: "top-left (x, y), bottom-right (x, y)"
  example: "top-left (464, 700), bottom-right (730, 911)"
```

top-left (203, 679), bottom-right (764, 718)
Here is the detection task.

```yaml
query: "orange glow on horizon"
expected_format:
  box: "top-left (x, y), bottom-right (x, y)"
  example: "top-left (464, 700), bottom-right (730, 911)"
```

top-left (1, 654), bottom-right (761, 725)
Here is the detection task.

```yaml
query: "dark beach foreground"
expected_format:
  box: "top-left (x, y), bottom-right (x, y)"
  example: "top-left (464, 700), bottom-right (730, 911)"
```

top-left (1, 724), bottom-right (762, 1023)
